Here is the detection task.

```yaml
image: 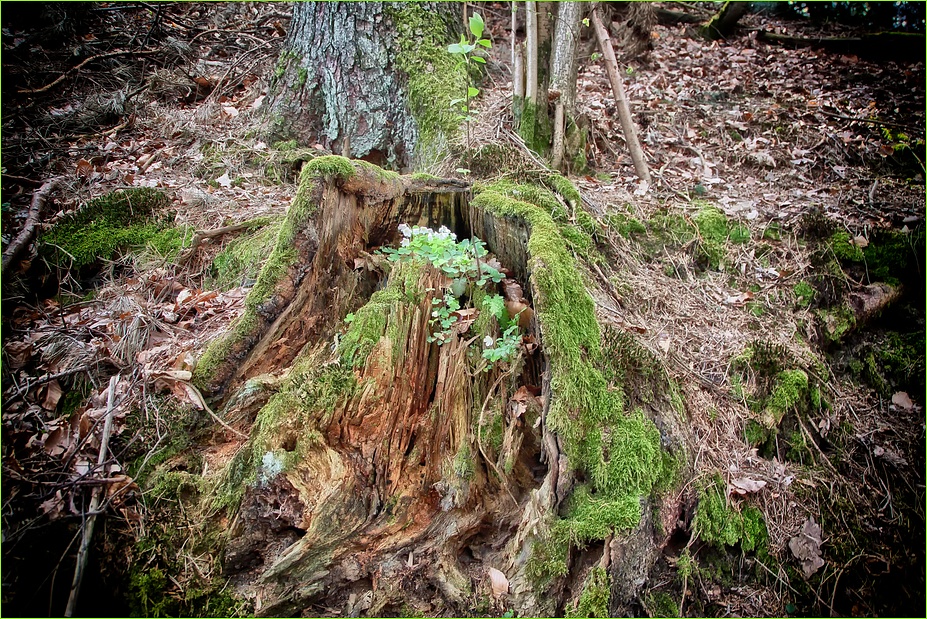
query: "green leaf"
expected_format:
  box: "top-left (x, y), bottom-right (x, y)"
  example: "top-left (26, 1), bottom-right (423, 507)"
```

top-left (447, 43), bottom-right (465, 54)
top-left (471, 56), bottom-right (486, 64)
top-left (344, 313), bottom-right (355, 324)
top-left (468, 86), bottom-right (480, 98)
top-left (477, 38), bottom-right (492, 48)
top-left (469, 12), bottom-right (485, 39)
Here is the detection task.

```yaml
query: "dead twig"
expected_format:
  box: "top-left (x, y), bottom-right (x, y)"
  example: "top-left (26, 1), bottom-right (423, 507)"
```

top-left (2, 177), bottom-right (64, 276)
top-left (176, 222), bottom-right (258, 266)
top-left (64, 375), bottom-right (118, 617)
top-left (18, 50), bottom-right (159, 95)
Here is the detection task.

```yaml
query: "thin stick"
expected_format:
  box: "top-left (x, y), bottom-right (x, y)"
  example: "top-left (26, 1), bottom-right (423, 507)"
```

top-left (65, 375), bottom-right (118, 617)
top-left (2, 177), bottom-right (64, 276)
top-left (19, 50), bottom-right (158, 94)
top-left (591, 6), bottom-right (651, 184)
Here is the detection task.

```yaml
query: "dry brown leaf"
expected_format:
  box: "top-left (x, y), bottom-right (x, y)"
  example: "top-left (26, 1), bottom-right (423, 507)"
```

top-left (789, 516), bottom-right (825, 579)
top-left (488, 567), bottom-right (509, 597)
top-left (891, 391), bottom-right (914, 410)
top-left (76, 158), bottom-right (94, 178)
top-left (41, 380), bottom-right (64, 411)
top-left (730, 477), bottom-right (767, 495)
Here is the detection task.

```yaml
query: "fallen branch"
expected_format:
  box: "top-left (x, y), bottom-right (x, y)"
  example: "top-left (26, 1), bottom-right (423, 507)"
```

top-left (176, 221), bottom-right (259, 266)
top-left (18, 49), bottom-right (159, 95)
top-left (2, 177), bottom-right (64, 277)
top-left (591, 7), bottom-right (651, 184)
top-left (65, 375), bottom-right (118, 617)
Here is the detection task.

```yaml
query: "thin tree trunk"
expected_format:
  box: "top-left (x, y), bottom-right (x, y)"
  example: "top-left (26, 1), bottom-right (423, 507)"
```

top-left (549, 1), bottom-right (583, 170)
top-left (525, 1), bottom-right (538, 104)
top-left (591, 7), bottom-right (651, 184)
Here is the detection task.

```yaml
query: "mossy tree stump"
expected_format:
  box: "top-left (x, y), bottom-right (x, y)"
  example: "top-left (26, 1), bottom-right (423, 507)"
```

top-left (197, 157), bottom-right (689, 616)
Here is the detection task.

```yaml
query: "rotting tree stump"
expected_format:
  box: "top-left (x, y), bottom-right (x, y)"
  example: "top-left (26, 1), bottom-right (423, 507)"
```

top-left (196, 157), bottom-right (690, 617)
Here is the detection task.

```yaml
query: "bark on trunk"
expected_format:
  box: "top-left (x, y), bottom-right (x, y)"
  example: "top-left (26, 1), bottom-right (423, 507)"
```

top-left (549, 2), bottom-right (583, 171)
top-left (265, 2), bottom-right (462, 171)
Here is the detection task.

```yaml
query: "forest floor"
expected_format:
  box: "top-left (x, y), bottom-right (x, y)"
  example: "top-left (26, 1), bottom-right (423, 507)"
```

top-left (1, 2), bottom-right (924, 617)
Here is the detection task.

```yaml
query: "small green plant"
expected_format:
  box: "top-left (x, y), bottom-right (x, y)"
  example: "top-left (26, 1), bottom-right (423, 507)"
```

top-left (447, 12), bottom-right (491, 147)
top-left (382, 224), bottom-right (519, 367)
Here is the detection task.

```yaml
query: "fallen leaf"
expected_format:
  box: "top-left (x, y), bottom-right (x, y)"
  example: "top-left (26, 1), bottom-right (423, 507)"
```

top-left (4, 340), bottom-right (32, 369)
top-left (851, 235), bottom-right (869, 248)
top-left (789, 516), bottom-right (825, 579)
top-left (216, 172), bottom-right (233, 188)
top-left (891, 391), bottom-right (914, 410)
top-left (730, 477), bottom-right (767, 495)
top-left (488, 567), bottom-right (509, 597)
top-left (222, 106), bottom-right (239, 118)
top-left (76, 158), bottom-right (94, 178)
top-left (41, 380), bottom-right (64, 411)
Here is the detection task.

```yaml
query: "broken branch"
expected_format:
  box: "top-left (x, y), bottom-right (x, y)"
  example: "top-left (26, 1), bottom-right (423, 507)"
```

top-left (591, 7), bottom-right (651, 184)
top-left (2, 177), bottom-right (64, 277)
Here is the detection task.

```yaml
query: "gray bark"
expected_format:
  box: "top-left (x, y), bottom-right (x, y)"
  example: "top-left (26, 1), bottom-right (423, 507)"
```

top-left (265, 2), bottom-right (457, 171)
top-left (549, 1), bottom-right (583, 170)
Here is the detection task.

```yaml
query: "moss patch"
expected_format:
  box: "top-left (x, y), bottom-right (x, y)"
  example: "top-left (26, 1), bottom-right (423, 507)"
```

top-left (473, 180), bottom-right (677, 585)
top-left (386, 2), bottom-right (466, 167)
top-left (41, 188), bottom-right (171, 268)
top-left (305, 154), bottom-right (356, 181)
top-left (694, 476), bottom-right (768, 553)
top-left (565, 566), bottom-right (610, 618)
top-left (207, 216), bottom-right (284, 291)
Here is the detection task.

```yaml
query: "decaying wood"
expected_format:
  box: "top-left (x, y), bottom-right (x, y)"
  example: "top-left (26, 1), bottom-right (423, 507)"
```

top-left (2, 176), bottom-right (64, 276)
top-left (65, 375), bottom-right (118, 617)
top-left (591, 8), bottom-right (651, 184)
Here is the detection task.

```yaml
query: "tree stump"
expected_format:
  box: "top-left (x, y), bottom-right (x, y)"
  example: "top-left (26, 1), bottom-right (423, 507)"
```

top-left (200, 157), bottom-right (689, 616)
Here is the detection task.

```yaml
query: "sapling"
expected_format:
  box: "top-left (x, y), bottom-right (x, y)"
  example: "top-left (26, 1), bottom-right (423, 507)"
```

top-left (447, 12), bottom-right (492, 149)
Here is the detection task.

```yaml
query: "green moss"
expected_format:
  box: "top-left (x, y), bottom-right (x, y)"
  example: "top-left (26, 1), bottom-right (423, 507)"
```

top-left (743, 419), bottom-right (769, 447)
top-left (354, 158), bottom-right (402, 183)
top-left (565, 566), bottom-right (610, 618)
top-left (692, 205), bottom-right (731, 270)
top-left (518, 100), bottom-right (553, 156)
top-left (214, 350), bottom-right (356, 509)
top-left (410, 172), bottom-right (439, 182)
top-left (815, 303), bottom-right (856, 343)
top-left (828, 231), bottom-right (864, 262)
top-left (694, 476), bottom-right (768, 553)
top-left (474, 180), bottom-right (677, 588)
top-left (605, 213), bottom-right (646, 238)
top-left (386, 3), bottom-right (466, 167)
top-left (195, 170), bottom-right (322, 390)
top-left (793, 280), bottom-right (815, 307)
top-left (762, 369), bottom-right (809, 426)
top-left (644, 591), bottom-right (680, 618)
top-left (305, 155), bottom-right (356, 181)
top-left (340, 262), bottom-right (422, 368)
top-left (862, 228), bottom-right (924, 284)
top-left (42, 188), bottom-right (171, 268)
top-left (207, 217), bottom-right (283, 291)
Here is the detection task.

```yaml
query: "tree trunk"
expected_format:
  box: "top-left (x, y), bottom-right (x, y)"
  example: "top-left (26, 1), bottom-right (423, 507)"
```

top-left (549, 2), bottom-right (583, 171)
top-left (518, 2), bottom-right (554, 155)
top-left (698, 0), bottom-right (748, 41)
top-left (194, 159), bottom-right (689, 616)
top-left (265, 2), bottom-right (463, 171)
